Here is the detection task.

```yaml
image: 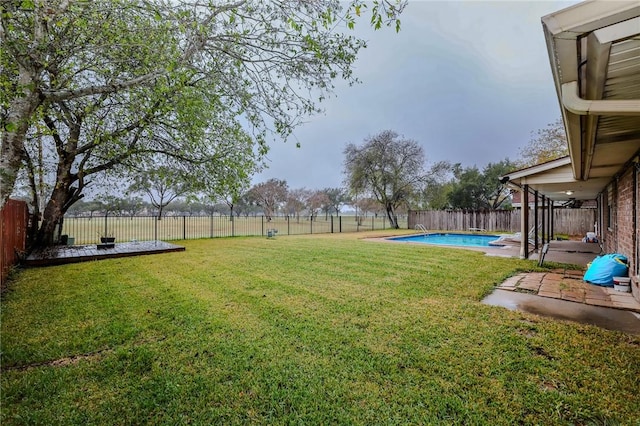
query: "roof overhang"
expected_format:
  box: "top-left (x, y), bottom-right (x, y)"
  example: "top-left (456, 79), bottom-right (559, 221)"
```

top-left (540, 0), bottom-right (640, 200)
top-left (501, 156), bottom-right (610, 201)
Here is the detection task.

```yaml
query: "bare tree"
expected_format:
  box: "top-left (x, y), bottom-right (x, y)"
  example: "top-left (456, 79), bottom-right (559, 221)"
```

top-left (306, 190), bottom-right (330, 220)
top-left (517, 119), bottom-right (568, 167)
top-left (322, 187), bottom-right (350, 218)
top-left (247, 179), bottom-right (288, 221)
top-left (286, 188), bottom-right (310, 222)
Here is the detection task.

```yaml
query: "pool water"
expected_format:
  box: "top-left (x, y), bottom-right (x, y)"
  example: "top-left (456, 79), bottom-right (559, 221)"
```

top-left (389, 233), bottom-right (503, 247)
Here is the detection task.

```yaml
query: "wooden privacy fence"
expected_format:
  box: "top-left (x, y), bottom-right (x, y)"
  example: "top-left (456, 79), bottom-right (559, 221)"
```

top-left (408, 209), bottom-right (596, 236)
top-left (1, 199), bottom-right (29, 286)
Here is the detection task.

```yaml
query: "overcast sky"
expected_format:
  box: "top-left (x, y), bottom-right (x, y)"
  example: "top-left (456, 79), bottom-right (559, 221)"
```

top-left (253, 0), bottom-right (580, 190)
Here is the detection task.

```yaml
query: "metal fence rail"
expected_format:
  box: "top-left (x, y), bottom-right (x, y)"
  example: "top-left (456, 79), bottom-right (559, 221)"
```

top-left (61, 214), bottom-right (408, 245)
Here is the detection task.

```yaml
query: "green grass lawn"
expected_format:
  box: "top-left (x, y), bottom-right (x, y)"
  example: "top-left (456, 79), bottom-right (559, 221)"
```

top-left (2, 232), bottom-right (639, 425)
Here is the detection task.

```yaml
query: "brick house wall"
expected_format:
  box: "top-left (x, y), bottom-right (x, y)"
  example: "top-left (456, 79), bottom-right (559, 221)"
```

top-left (601, 162), bottom-right (639, 301)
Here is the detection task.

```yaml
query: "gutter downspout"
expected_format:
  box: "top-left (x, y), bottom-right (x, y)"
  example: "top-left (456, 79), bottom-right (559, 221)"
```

top-left (562, 81), bottom-right (640, 116)
top-left (634, 162), bottom-right (638, 277)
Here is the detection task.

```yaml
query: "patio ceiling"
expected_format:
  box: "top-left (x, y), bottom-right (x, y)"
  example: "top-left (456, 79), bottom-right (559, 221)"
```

top-left (507, 1), bottom-right (640, 201)
top-left (503, 156), bottom-right (610, 201)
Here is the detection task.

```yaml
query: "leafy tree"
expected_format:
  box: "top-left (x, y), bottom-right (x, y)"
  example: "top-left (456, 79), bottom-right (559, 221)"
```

top-left (343, 130), bottom-right (427, 228)
top-left (186, 198), bottom-right (219, 217)
top-left (447, 159), bottom-right (516, 210)
top-left (232, 193), bottom-right (256, 218)
top-left (65, 200), bottom-right (105, 218)
top-left (355, 197), bottom-right (383, 218)
top-left (129, 166), bottom-right (192, 219)
top-left (420, 161), bottom-right (455, 210)
top-left (482, 159), bottom-right (516, 209)
top-left (448, 165), bottom-right (486, 210)
top-left (517, 119), bottom-right (568, 167)
top-left (213, 203), bottom-right (232, 217)
top-left (247, 179), bottom-right (288, 221)
top-left (98, 195), bottom-right (145, 217)
top-left (168, 199), bottom-right (212, 217)
top-left (323, 187), bottom-right (350, 217)
top-left (1, 0), bottom-right (406, 247)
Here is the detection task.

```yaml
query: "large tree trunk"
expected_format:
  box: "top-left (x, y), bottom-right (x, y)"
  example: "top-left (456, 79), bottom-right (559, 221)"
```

top-left (385, 203), bottom-right (399, 229)
top-left (36, 186), bottom-right (71, 247)
top-left (33, 157), bottom-right (82, 248)
top-left (0, 74), bottom-right (41, 209)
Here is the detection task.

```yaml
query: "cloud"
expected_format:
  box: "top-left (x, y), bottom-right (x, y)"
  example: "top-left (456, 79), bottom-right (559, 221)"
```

top-left (254, 0), bottom-right (580, 190)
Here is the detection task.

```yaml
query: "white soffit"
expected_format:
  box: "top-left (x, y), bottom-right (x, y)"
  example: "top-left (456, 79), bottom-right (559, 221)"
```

top-left (542, 0), bottom-right (640, 189)
top-left (502, 157), bottom-right (572, 182)
top-left (542, 1), bottom-right (640, 38)
top-left (593, 15), bottom-right (640, 43)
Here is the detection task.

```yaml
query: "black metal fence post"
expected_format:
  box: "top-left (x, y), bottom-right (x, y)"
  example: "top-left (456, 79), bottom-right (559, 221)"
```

top-left (287, 216), bottom-right (290, 235)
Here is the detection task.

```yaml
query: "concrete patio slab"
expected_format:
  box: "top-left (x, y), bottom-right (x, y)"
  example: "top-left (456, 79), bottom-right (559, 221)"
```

top-left (483, 290), bottom-right (640, 335)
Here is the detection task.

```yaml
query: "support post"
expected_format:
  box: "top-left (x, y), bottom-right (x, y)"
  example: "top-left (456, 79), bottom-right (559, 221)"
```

top-left (541, 195), bottom-right (549, 244)
top-left (547, 199), bottom-right (553, 243)
top-left (534, 190), bottom-right (539, 251)
top-left (104, 212), bottom-right (108, 240)
top-left (521, 185), bottom-right (529, 259)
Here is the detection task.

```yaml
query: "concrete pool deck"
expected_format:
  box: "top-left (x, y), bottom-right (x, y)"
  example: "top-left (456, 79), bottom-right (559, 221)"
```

top-left (375, 233), bottom-right (603, 267)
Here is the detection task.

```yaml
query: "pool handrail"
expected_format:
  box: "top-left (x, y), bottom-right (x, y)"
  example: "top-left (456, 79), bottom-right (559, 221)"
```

top-left (415, 224), bottom-right (428, 236)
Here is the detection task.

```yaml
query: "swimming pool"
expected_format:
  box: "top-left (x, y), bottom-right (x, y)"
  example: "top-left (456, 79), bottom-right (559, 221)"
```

top-left (389, 233), bottom-right (503, 247)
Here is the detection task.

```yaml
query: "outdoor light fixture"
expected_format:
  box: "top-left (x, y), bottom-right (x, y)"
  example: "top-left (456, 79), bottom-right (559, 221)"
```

top-left (565, 190), bottom-right (573, 196)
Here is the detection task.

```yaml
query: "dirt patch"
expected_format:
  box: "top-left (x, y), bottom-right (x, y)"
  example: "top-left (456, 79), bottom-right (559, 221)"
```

top-left (2, 348), bottom-right (113, 372)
